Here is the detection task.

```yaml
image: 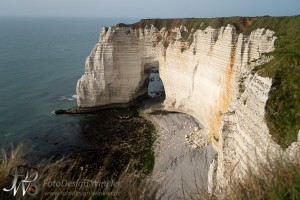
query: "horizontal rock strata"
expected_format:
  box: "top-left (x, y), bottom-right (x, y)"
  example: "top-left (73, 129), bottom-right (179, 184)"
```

top-left (76, 21), bottom-right (300, 196)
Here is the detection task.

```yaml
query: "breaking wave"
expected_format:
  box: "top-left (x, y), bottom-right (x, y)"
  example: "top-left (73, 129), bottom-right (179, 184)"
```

top-left (59, 94), bottom-right (77, 101)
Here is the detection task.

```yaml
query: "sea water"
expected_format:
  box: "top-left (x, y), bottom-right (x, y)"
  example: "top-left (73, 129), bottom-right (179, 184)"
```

top-left (0, 17), bottom-right (137, 157)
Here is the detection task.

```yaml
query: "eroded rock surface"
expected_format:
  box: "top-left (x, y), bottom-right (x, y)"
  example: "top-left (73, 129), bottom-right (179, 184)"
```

top-left (76, 21), bottom-right (300, 197)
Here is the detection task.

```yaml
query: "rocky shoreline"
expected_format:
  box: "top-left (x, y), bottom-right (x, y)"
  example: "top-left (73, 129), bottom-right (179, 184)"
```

top-left (53, 99), bottom-right (216, 198)
top-left (34, 85), bottom-right (218, 198)
top-left (142, 104), bottom-right (217, 199)
top-left (68, 105), bottom-right (156, 181)
top-left (55, 94), bottom-right (149, 114)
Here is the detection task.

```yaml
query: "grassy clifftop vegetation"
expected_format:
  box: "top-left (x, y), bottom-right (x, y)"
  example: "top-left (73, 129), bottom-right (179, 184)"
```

top-left (121, 15), bottom-right (300, 148)
top-left (253, 16), bottom-right (300, 148)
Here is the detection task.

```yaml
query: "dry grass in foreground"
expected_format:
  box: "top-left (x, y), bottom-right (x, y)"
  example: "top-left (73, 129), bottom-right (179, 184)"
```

top-left (1, 144), bottom-right (300, 200)
top-left (0, 144), bottom-right (106, 200)
top-left (0, 144), bottom-right (161, 200)
top-left (221, 155), bottom-right (300, 200)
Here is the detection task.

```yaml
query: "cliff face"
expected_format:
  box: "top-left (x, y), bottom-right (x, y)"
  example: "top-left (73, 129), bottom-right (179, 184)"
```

top-left (76, 19), bottom-right (299, 193)
top-left (76, 25), bottom-right (162, 107)
top-left (77, 23), bottom-right (274, 136)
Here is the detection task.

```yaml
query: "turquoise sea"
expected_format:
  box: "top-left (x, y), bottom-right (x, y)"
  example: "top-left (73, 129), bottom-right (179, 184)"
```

top-left (0, 17), bottom-right (137, 157)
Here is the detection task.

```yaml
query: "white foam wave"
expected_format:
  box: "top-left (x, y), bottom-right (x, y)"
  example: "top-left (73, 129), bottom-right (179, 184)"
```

top-left (4, 133), bottom-right (10, 137)
top-left (3, 132), bottom-right (13, 137)
top-left (59, 95), bottom-right (77, 101)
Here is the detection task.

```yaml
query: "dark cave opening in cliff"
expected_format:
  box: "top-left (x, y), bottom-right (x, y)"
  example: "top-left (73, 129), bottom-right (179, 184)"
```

top-left (143, 64), bottom-right (165, 102)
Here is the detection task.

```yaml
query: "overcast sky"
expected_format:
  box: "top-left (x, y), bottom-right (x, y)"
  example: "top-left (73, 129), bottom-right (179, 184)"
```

top-left (0, 0), bottom-right (299, 18)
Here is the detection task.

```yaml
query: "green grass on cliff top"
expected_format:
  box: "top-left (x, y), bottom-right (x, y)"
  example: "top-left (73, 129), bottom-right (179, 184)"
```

top-left (253, 16), bottom-right (300, 148)
top-left (121, 16), bottom-right (300, 148)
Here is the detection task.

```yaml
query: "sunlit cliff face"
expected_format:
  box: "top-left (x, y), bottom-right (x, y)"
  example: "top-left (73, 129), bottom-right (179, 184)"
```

top-left (76, 24), bottom-right (275, 138)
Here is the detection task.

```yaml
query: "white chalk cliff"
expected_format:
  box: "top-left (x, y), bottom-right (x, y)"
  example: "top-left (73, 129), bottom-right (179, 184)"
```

top-left (76, 21), bottom-right (300, 195)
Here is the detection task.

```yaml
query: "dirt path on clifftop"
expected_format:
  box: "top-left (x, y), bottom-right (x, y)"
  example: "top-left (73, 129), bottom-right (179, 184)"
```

top-left (146, 111), bottom-right (217, 199)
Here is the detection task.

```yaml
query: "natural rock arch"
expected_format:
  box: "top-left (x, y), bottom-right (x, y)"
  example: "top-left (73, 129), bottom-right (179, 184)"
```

top-left (142, 62), bottom-right (165, 99)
